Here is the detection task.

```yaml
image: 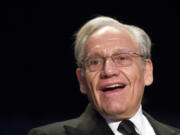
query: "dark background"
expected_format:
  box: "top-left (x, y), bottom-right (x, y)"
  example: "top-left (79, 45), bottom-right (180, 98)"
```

top-left (1, 0), bottom-right (180, 135)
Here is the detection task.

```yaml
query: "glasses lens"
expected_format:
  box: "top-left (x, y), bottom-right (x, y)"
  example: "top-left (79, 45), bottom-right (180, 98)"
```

top-left (86, 57), bottom-right (103, 71)
top-left (84, 52), bottom-right (138, 71)
top-left (113, 53), bottom-right (132, 67)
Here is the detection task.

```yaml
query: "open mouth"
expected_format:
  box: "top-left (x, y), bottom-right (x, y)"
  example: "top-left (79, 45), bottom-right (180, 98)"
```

top-left (102, 84), bottom-right (126, 92)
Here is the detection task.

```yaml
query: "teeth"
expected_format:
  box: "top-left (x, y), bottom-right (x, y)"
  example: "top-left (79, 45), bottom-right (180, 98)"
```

top-left (105, 84), bottom-right (123, 89)
top-left (103, 84), bottom-right (126, 91)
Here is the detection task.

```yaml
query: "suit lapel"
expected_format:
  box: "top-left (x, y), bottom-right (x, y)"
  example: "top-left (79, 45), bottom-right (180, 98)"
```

top-left (64, 123), bottom-right (114, 135)
top-left (64, 126), bottom-right (91, 135)
top-left (144, 111), bottom-right (179, 135)
top-left (64, 105), bottom-right (179, 135)
top-left (64, 104), bottom-right (114, 135)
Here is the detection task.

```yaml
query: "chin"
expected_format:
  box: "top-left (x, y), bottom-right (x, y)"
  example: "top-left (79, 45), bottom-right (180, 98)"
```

top-left (102, 103), bottom-right (128, 117)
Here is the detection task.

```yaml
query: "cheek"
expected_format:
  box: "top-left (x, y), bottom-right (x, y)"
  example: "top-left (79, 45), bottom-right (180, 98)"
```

top-left (121, 67), bottom-right (145, 112)
top-left (125, 64), bottom-right (145, 85)
top-left (123, 65), bottom-right (145, 99)
top-left (84, 71), bottom-right (104, 108)
top-left (84, 71), bottom-right (101, 97)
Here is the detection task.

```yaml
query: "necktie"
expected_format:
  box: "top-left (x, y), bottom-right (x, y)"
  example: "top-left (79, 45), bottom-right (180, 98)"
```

top-left (117, 120), bottom-right (139, 135)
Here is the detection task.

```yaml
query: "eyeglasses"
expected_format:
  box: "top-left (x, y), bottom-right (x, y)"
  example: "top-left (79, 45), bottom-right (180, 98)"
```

top-left (82, 51), bottom-right (146, 72)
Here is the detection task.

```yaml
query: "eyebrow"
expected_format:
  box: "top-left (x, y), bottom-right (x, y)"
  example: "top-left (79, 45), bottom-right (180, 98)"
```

top-left (112, 49), bottom-right (129, 54)
top-left (85, 53), bottom-right (102, 59)
top-left (85, 49), bottom-right (131, 58)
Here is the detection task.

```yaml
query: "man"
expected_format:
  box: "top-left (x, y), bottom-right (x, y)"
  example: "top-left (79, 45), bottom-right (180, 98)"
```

top-left (28, 16), bottom-right (180, 135)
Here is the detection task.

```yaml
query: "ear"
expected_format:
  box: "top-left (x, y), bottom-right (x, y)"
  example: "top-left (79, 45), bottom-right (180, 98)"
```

top-left (76, 68), bottom-right (87, 94)
top-left (144, 59), bottom-right (153, 86)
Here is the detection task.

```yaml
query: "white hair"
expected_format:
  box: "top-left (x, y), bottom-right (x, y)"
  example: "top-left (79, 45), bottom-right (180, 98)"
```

top-left (74, 16), bottom-right (152, 67)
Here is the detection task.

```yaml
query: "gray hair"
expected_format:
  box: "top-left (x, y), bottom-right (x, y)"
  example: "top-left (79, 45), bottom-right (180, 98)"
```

top-left (74, 16), bottom-right (152, 67)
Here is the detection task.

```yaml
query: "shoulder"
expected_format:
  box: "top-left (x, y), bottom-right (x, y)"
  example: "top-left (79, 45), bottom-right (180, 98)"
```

top-left (28, 118), bottom-right (80, 135)
top-left (27, 104), bottom-right (102, 135)
top-left (157, 120), bottom-right (180, 133)
top-left (143, 111), bottom-right (180, 134)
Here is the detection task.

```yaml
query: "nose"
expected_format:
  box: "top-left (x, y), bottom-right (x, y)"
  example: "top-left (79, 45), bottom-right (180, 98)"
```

top-left (100, 57), bottom-right (120, 78)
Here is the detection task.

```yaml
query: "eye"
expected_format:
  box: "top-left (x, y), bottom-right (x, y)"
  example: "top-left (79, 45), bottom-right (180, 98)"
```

top-left (116, 54), bottom-right (128, 61)
top-left (119, 56), bottom-right (126, 60)
top-left (114, 54), bottom-right (132, 66)
top-left (88, 58), bottom-right (102, 66)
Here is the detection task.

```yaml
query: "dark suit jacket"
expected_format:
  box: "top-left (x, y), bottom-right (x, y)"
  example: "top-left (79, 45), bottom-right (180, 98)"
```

top-left (28, 104), bottom-right (180, 135)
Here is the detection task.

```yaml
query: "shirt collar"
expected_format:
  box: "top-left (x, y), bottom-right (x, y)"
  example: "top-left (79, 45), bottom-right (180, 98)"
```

top-left (101, 105), bottom-right (144, 134)
top-left (129, 105), bottom-right (144, 134)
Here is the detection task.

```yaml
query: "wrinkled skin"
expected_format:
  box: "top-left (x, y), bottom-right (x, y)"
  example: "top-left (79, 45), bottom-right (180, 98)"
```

top-left (76, 26), bottom-right (153, 120)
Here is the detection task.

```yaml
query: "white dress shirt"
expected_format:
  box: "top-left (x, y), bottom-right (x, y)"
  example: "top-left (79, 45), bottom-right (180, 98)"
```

top-left (102, 106), bottom-right (156, 135)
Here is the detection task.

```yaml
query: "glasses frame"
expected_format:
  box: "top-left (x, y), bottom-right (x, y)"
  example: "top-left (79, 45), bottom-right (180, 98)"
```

top-left (81, 51), bottom-right (147, 72)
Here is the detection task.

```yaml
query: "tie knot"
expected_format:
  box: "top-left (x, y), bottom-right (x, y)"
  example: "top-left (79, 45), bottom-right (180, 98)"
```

top-left (117, 120), bottom-right (139, 135)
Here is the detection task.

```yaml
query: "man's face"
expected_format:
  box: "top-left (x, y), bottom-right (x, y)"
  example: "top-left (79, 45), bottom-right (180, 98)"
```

top-left (76, 26), bottom-right (153, 120)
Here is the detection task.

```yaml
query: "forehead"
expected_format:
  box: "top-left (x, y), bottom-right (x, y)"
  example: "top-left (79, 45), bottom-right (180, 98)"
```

top-left (85, 26), bottom-right (139, 56)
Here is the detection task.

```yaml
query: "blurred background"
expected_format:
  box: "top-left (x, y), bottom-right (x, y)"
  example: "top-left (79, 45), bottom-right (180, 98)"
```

top-left (0, 0), bottom-right (180, 135)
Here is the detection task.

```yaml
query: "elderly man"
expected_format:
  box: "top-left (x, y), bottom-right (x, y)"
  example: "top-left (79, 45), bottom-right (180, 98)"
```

top-left (28, 16), bottom-right (180, 135)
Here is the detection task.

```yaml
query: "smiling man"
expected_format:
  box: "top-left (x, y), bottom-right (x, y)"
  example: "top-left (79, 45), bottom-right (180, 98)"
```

top-left (28, 16), bottom-right (180, 135)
